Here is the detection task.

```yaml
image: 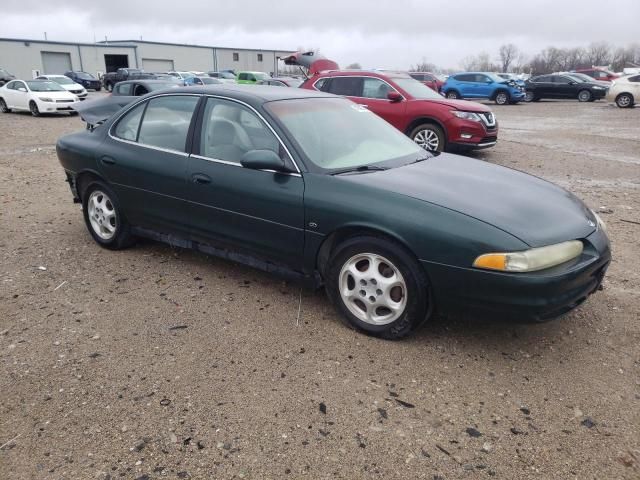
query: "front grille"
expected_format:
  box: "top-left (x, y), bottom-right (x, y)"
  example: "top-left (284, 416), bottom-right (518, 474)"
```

top-left (479, 112), bottom-right (496, 128)
top-left (56, 99), bottom-right (74, 103)
top-left (70, 89), bottom-right (82, 94)
top-left (481, 135), bottom-right (498, 143)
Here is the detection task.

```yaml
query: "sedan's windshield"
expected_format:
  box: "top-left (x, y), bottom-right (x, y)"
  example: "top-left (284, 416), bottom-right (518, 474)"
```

top-left (220, 72), bottom-right (236, 79)
top-left (51, 76), bottom-right (75, 85)
top-left (266, 98), bottom-right (424, 172)
top-left (26, 81), bottom-right (66, 92)
top-left (254, 72), bottom-right (270, 81)
top-left (390, 78), bottom-right (443, 99)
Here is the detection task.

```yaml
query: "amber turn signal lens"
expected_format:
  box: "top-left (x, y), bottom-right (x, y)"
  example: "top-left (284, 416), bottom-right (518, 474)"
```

top-left (473, 254), bottom-right (507, 271)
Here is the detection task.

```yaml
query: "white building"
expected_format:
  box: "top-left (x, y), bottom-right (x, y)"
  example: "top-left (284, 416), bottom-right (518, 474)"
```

top-left (0, 37), bottom-right (294, 79)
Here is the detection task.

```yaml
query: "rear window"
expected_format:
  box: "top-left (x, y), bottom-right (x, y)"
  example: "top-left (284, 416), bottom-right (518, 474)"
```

top-left (327, 77), bottom-right (363, 96)
top-left (137, 96), bottom-right (199, 152)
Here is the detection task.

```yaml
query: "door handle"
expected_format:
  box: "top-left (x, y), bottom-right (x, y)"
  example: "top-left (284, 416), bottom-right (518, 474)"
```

top-left (192, 173), bottom-right (212, 185)
top-left (100, 156), bottom-right (116, 165)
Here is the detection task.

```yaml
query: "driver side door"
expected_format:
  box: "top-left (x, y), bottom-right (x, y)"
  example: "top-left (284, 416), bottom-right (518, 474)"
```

top-left (186, 96), bottom-right (305, 269)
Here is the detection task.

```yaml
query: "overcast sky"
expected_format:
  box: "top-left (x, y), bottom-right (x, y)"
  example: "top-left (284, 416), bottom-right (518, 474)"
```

top-left (2, 0), bottom-right (639, 70)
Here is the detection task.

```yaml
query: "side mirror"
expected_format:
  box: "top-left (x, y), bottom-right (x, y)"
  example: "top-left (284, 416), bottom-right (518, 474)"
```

top-left (387, 91), bottom-right (403, 102)
top-left (241, 149), bottom-right (289, 172)
top-left (18, 87), bottom-right (27, 92)
top-left (568, 81), bottom-right (576, 85)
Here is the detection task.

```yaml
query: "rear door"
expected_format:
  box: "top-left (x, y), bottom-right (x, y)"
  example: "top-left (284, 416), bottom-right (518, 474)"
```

top-left (456, 74), bottom-right (477, 98)
top-left (534, 75), bottom-right (554, 98)
top-left (101, 94), bottom-right (200, 234)
top-left (186, 96), bottom-right (305, 268)
top-left (474, 74), bottom-right (493, 98)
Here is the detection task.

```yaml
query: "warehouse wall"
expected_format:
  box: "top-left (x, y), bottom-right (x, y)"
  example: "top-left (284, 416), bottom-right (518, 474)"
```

top-left (77, 45), bottom-right (136, 77)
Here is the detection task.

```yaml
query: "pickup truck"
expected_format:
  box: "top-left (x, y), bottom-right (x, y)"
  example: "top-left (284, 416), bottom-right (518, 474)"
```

top-left (101, 68), bottom-right (156, 92)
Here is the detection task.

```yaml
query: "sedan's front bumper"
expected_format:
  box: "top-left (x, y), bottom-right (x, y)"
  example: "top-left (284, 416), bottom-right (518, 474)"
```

top-left (422, 227), bottom-right (611, 322)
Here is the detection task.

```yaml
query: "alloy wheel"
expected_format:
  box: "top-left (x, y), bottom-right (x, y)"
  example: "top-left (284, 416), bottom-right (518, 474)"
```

top-left (413, 128), bottom-right (440, 151)
top-left (29, 102), bottom-right (40, 117)
top-left (496, 92), bottom-right (508, 105)
top-left (616, 94), bottom-right (632, 108)
top-left (578, 91), bottom-right (591, 102)
top-left (446, 91), bottom-right (459, 99)
top-left (87, 190), bottom-right (117, 240)
top-left (524, 91), bottom-right (535, 102)
top-left (339, 253), bottom-right (407, 325)
top-left (0, 98), bottom-right (8, 113)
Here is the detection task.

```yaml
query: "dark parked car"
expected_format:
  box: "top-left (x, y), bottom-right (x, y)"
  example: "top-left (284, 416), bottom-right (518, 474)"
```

top-left (72, 80), bottom-right (179, 127)
top-left (65, 71), bottom-right (102, 91)
top-left (56, 85), bottom-right (610, 339)
top-left (0, 68), bottom-right (16, 86)
top-left (102, 68), bottom-right (156, 92)
top-left (525, 74), bottom-right (608, 102)
top-left (302, 70), bottom-right (498, 152)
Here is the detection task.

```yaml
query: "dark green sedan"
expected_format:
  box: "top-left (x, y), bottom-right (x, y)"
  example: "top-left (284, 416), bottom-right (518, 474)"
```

top-left (56, 85), bottom-right (611, 339)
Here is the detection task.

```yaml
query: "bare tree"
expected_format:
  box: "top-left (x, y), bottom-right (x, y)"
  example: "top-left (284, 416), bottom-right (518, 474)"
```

top-left (498, 44), bottom-right (518, 72)
top-left (411, 58), bottom-right (437, 72)
top-left (586, 42), bottom-right (612, 67)
top-left (461, 52), bottom-right (497, 71)
top-left (346, 62), bottom-right (362, 69)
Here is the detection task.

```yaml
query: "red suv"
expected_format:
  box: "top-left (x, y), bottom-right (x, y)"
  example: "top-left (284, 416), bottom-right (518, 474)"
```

top-left (573, 68), bottom-right (619, 82)
top-left (300, 70), bottom-right (498, 152)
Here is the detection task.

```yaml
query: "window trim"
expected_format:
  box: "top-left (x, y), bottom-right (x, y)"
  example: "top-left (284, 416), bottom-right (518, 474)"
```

top-left (109, 93), bottom-right (201, 157)
top-left (193, 95), bottom-right (301, 175)
top-left (311, 75), bottom-right (400, 100)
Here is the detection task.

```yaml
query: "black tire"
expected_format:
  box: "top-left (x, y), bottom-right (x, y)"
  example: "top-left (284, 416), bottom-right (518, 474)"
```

top-left (82, 181), bottom-right (134, 250)
top-left (494, 90), bottom-right (509, 105)
top-left (615, 93), bottom-right (634, 108)
top-left (445, 90), bottom-right (460, 99)
top-left (409, 123), bottom-right (445, 152)
top-left (577, 90), bottom-right (592, 102)
top-left (524, 91), bottom-right (535, 102)
top-left (29, 101), bottom-right (40, 117)
top-left (325, 235), bottom-right (432, 339)
top-left (0, 98), bottom-right (10, 113)
top-left (105, 83), bottom-right (113, 92)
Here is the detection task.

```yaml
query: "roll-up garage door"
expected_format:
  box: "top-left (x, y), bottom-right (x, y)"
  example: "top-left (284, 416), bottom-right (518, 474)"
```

top-left (142, 59), bottom-right (175, 72)
top-left (41, 52), bottom-right (72, 74)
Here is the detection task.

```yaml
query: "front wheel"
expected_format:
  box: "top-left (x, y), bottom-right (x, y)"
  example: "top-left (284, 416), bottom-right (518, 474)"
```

top-left (29, 101), bottom-right (40, 117)
top-left (446, 90), bottom-right (459, 99)
top-left (105, 83), bottom-right (113, 92)
top-left (325, 236), bottom-right (431, 339)
top-left (495, 91), bottom-right (509, 105)
top-left (0, 98), bottom-right (10, 113)
top-left (615, 93), bottom-right (634, 108)
top-left (82, 182), bottom-right (134, 250)
top-left (524, 91), bottom-right (535, 102)
top-left (578, 90), bottom-right (592, 102)
top-left (410, 124), bottom-right (445, 152)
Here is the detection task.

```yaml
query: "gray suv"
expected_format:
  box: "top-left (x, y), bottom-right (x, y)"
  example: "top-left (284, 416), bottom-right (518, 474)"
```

top-left (0, 69), bottom-right (16, 86)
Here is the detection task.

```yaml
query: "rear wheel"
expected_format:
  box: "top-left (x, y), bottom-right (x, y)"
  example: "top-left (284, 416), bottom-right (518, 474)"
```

top-left (615, 93), bottom-right (634, 108)
top-left (578, 90), bottom-right (592, 102)
top-left (410, 124), bottom-right (445, 152)
top-left (524, 91), bottom-right (535, 102)
top-left (0, 98), bottom-right (10, 113)
top-left (494, 91), bottom-right (509, 105)
top-left (325, 236), bottom-right (431, 339)
top-left (29, 101), bottom-right (40, 117)
top-left (82, 182), bottom-right (134, 250)
top-left (446, 90), bottom-right (459, 99)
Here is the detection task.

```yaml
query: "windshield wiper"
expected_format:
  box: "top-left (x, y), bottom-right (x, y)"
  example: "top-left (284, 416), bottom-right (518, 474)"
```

top-left (330, 165), bottom-right (389, 175)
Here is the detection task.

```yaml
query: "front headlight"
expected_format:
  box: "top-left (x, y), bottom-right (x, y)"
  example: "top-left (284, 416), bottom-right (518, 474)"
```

top-left (592, 210), bottom-right (607, 233)
top-left (473, 240), bottom-right (583, 272)
top-left (593, 86), bottom-right (604, 90)
top-left (38, 97), bottom-right (54, 102)
top-left (451, 111), bottom-right (482, 122)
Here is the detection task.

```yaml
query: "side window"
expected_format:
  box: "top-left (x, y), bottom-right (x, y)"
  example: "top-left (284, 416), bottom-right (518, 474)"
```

top-left (257, 53), bottom-right (263, 62)
top-left (199, 98), bottom-right (283, 164)
top-left (361, 78), bottom-right (392, 99)
top-left (248, 74), bottom-right (256, 82)
top-left (15, 81), bottom-right (26, 90)
top-left (328, 77), bottom-right (363, 96)
top-left (475, 74), bottom-right (489, 83)
top-left (114, 102), bottom-right (146, 141)
top-left (6, 81), bottom-right (16, 90)
top-left (116, 83), bottom-right (132, 96)
top-left (554, 76), bottom-right (571, 84)
top-left (456, 74), bottom-right (473, 82)
top-left (238, 73), bottom-right (247, 81)
top-left (137, 96), bottom-right (199, 152)
top-left (409, 73), bottom-right (423, 81)
top-left (629, 75), bottom-right (640, 83)
top-left (233, 52), bottom-right (239, 62)
top-left (133, 85), bottom-right (149, 96)
top-left (424, 74), bottom-right (435, 82)
top-left (314, 78), bottom-right (329, 91)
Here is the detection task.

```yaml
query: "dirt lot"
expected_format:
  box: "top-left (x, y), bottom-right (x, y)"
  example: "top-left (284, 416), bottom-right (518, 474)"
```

top-left (1, 95), bottom-right (639, 480)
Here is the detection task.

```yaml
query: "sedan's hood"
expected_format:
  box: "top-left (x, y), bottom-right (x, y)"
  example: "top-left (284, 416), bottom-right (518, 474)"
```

top-left (60, 83), bottom-right (83, 91)
top-left (414, 98), bottom-right (492, 112)
top-left (342, 154), bottom-right (596, 247)
top-left (34, 91), bottom-right (78, 100)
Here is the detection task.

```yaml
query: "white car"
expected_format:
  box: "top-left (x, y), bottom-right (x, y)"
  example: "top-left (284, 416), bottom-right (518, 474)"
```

top-left (36, 74), bottom-right (88, 100)
top-left (167, 71), bottom-right (196, 81)
top-left (0, 79), bottom-right (80, 116)
top-left (606, 74), bottom-right (640, 108)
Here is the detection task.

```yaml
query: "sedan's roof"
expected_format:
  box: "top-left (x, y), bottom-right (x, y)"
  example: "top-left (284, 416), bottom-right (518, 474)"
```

top-left (177, 84), bottom-right (334, 104)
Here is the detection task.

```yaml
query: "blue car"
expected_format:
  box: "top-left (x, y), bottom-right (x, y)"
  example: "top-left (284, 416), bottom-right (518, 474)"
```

top-left (441, 72), bottom-right (526, 105)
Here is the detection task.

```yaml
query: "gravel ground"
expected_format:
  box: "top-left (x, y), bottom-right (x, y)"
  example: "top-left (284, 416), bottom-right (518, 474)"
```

top-left (1, 94), bottom-right (639, 480)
